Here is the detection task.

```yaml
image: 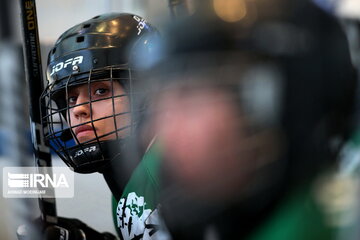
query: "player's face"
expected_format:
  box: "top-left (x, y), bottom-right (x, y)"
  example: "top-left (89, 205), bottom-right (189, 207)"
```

top-left (150, 87), bottom-right (281, 201)
top-left (66, 80), bottom-right (131, 143)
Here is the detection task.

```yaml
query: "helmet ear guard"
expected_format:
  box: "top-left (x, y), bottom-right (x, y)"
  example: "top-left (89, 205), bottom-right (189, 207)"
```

top-left (41, 13), bottom-right (160, 173)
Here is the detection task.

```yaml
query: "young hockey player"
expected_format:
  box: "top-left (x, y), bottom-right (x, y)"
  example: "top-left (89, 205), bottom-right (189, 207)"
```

top-left (41, 12), bottom-right (164, 239)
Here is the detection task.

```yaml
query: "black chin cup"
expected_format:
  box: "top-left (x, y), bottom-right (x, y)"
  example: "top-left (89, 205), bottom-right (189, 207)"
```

top-left (67, 140), bottom-right (123, 174)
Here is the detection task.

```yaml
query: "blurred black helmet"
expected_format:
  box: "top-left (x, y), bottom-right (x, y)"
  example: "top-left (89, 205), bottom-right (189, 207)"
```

top-left (41, 13), bottom-right (160, 173)
top-left (146, 3), bottom-right (357, 236)
top-left (151, 2), bottom-right (357, 178)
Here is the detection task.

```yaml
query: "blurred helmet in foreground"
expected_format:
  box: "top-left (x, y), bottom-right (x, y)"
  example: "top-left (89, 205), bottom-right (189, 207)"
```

top-left (141, 0), bottom-right (357, 235)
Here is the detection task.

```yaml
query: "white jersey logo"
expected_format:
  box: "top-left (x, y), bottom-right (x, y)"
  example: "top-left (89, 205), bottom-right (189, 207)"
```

top-left (117, 192), bottom-right (168, 240)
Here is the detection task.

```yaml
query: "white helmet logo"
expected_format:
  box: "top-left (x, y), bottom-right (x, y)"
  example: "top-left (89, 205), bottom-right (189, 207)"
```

top-left (133, 16), bottom-right (146, 35)
top-left (50, 56), bottom-right (84, 77)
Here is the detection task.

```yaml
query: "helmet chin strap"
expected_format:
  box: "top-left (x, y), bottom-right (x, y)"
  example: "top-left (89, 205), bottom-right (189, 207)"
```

top-left (66, 139), bottom-right (125, 174)
top-left (57, 135), bottom-right (140, 200)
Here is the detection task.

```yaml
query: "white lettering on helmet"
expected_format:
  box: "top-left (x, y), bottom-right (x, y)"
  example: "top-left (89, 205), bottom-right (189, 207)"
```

top-left (54, 62), bottom-right (64, 72)
top-left (63, 59), bottom-right (73, 68)
top-left (49, 55), bottom-right (84, 77)
top-left (133, 15), bottom-right (146, 35)
top-left (73, 56), bottom-right (83, 65)
top-left (74, 146), bottom-right (97, 158)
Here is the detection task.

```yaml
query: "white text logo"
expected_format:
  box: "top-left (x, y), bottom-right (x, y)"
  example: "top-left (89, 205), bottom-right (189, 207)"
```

top-left (74, 146), bottom-right (97, 158)
top-left (133, 16), bottom-right (146, 35)
top-left (3, 167), bottom-right (74, 198)
top-left (8, 172), bottom-right (69, 188)
top-left (50, 56), bottom-right (84, 76)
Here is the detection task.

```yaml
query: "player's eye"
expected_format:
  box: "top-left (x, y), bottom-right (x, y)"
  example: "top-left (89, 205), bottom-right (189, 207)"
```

top-left (94, 88), bottom-right (109, 96)
top-left (68, 96), bottom-right (77, 104)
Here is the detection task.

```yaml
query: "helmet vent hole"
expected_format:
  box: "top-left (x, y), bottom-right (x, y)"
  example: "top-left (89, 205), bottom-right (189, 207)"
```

top-left (52, 48), bottom-right (56, 54)
top-left (93, 15), bottom-right (100, 19)
top-left (76, 36), bottom-right (85, 43)
top-left (83, 24), bottom-right (91, 28)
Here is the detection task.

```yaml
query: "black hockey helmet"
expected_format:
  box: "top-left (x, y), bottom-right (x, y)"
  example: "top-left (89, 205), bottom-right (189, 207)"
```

top-left (41, 13), bottom-right (160, 173)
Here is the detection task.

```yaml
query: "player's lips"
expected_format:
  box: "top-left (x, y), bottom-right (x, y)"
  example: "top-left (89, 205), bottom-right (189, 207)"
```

top-left (74, 125), bottom-right (95, 137)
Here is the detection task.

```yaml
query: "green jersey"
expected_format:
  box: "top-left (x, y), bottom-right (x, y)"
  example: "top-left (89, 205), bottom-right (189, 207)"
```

top-left (113, 140), bottom-right (359, 240)
top-left (248, 170), bottom-right (359, 240)
top-left (115, 143), bottom-right (168, 240)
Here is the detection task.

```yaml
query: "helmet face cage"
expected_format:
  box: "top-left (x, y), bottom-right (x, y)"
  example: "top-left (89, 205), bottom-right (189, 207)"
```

top-left (41, 65), bottom-right (137, 172)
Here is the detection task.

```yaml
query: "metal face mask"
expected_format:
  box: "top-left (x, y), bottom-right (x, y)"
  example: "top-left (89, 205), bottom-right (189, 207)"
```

top-left (42, 66), bottom-right (135, 173)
